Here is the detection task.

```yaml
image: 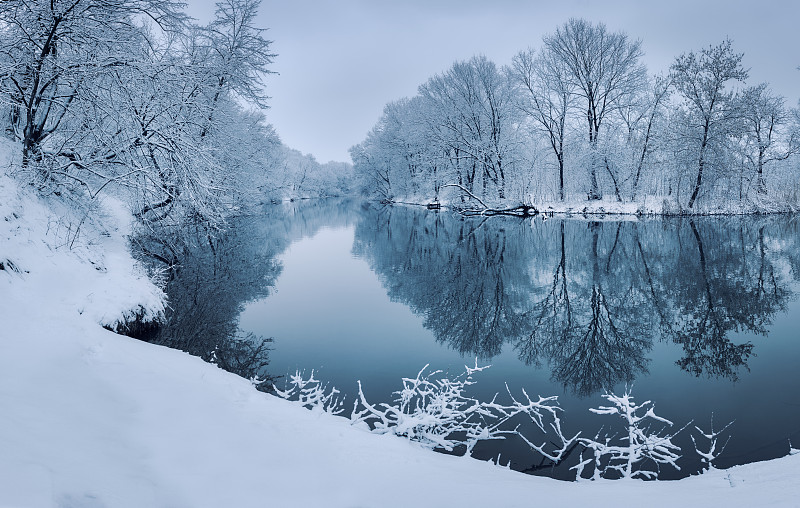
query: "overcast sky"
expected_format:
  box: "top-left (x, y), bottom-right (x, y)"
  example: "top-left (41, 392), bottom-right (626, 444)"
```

top-left (187, 0), bottom-right (800, 164)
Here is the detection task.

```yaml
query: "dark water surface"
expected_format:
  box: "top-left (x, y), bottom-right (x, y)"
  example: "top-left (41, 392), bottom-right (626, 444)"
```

top-left (156, 200), bottom-right (800, 479)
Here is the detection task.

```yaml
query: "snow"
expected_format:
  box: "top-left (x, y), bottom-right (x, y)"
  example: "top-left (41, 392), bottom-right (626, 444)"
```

top-left (0, 142), bottom-right (164, 329)
top-left (1, 147), bottom-right (799, 506)
top-left (391, 192), bottom-right (799, 217)
top-left (530, 194), bottom-right (800, 216)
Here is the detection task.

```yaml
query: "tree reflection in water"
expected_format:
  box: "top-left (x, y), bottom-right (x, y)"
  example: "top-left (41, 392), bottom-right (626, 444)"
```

top-left (131, 199), bottom-right (360, 389)
top-left (670, 220), bottom-right (789, 380)
top-left (353, 204), bottom-right (799, 396)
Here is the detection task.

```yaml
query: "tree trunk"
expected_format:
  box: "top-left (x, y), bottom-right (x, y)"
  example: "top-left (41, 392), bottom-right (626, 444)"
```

top-left (588, 145), bottom-right (601, 200)
top-left (688, 123), bottom-right (710, 209)
top-left (588, 120), bottom-right (601, 200)
top-left (604, 157), bottom-right (622, 202)
top-left (632, 112), bottom-right (656, 200)
top-left (497, 155), bottom-right (505, 200)
top-left (756, 149), bottom-right (766, 195)
top-left (688, 158), bottom-right (704, 209)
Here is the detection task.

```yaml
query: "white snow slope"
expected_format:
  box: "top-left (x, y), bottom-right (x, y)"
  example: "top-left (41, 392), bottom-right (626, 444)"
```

top-left (1, 145), bottom-right (798, 507)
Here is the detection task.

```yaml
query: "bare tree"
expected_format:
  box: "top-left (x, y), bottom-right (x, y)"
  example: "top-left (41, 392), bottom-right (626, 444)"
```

top-left (0, 0), bottom-right (185, 170)
top-left (617, 74), bottom-right (672, 200)
top-left (510, 47), bottom-right (574, 201)
top-left (670, 39), bottom-right (748, 209)
top-left (543, 18), bottom-right (646, 200)
top-left (739, 83), bottom-right (795, 195)
top-left (420, 55), bottom-right (516, 202)
top-left (198, 0), bottom-right (276, 138)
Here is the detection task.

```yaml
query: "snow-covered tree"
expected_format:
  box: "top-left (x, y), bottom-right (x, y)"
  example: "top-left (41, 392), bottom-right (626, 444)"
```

top-left (350, 97), bottom-right (431, 201)
top-left (615, 74), bottom-right (673, 200)
top-left (197, 0), bottom-right (276, 138)
top-left (738, 83), bottom-right (795, 196)
top-left (510, 47), bottom-right (574, 201)
top-left (0, 0), bottom-right (185, 170)
top-left (0, 0), bottom-right (285, 232)
top-left (670, 39), bottom-right (748, 208)
top-left (419, 56), bottom-right (519, 202)
top-left (542, 18), bottom-right (646, 200)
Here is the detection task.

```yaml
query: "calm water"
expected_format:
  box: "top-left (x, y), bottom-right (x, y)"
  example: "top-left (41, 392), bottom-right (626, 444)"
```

top-left (150, 200), bottom-right (800, 479)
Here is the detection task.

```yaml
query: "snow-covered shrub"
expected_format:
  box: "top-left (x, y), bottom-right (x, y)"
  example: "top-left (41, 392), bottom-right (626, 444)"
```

top-left (273, 370), bottom-right (345, 415)
top-left (575, 389), bottom-right (684, 480)
top-left (276, 367), bottom-right (740, 481)
top-left (502, 386), bottom-right (578, 463)
top-left (275, 362), bottom-right (577, 462)
top-left (208, 332), bottom-right (276, 392)
top-left (691, 416), bottom-right (733, 471)
top-left (350, 362), bottom-right (577, 460)
top-left (349, 363), bottom-right (501, 452)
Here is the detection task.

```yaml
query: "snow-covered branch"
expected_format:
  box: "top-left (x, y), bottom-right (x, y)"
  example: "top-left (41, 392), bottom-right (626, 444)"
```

top-left (578, 388), bottom-right (684, 480)
top-left (273, 370), bottom-right (345, 415)
top-left (691, 415), bottom-right (733, 471)
top-left (279, 361), bottom-right (575, 468)
top-left (275, 368), bottom-right (741, 482)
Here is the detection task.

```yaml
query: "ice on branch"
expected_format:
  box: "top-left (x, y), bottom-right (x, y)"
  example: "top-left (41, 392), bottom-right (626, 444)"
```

top-left (577, 388), bottom-right (684, 480)
top-left (499, 386), bottom-right (579, 463)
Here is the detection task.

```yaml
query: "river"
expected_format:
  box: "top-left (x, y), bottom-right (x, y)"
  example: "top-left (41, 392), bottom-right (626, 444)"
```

top-left (141, 200), bottom-right (800, 480)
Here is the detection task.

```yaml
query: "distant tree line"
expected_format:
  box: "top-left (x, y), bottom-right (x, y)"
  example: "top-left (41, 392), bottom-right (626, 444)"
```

top-left (0, 0), bottom-right (353, 235)
top-left (351, 19), bottom-right (800, 212)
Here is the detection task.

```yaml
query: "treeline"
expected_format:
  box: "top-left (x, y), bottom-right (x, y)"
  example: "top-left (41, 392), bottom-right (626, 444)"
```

top-left (0, 0), bottom-right (353, 235)
top-left (350, 19), bottom-right (800, 213)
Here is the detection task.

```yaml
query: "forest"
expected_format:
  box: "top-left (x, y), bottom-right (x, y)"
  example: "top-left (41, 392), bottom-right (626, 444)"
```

top-left (0, 0), bottom-right (353, 245)
top-left (4, 3), bottom-right (799, 239)
top-left (351, 19), bottom-right (800, 213)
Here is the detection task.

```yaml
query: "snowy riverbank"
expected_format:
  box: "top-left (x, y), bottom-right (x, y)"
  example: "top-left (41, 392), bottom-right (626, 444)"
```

top-left (388, 192), bottom-right (800, 217)
top-left (2, 161), bottom-right (799, 506)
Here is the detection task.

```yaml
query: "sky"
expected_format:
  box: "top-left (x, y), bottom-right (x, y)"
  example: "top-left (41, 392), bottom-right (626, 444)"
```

top-left (187, 0), bottom-right (800, 164)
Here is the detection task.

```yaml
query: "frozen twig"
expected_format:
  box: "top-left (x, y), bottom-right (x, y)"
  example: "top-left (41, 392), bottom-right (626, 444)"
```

top-left (578, 387), bottom-right (683, 480)
top-left (273, 370), bottom-right (345, 415)
top-left (691, 414), bottom-right (733, 471)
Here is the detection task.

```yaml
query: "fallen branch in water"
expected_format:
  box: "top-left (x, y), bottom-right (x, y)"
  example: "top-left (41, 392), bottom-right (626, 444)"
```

top-left (455, 204), bottom-right (539, 217)
top-left (441, 183), bottom-right (539, 217)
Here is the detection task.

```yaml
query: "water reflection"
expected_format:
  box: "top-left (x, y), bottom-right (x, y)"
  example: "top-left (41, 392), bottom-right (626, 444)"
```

top-left (353, 205), bottom-right (799, 396)
top-left (132, 199), bottom-right (360, 387)
top-left (129, 201), bottom-right (800, 476)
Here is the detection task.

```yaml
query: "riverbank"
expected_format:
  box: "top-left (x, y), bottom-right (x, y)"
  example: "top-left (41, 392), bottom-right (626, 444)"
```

top-left (2, 158), bottom-right (799, 506)
top-left (389, 192), bottom-right (800, 217)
